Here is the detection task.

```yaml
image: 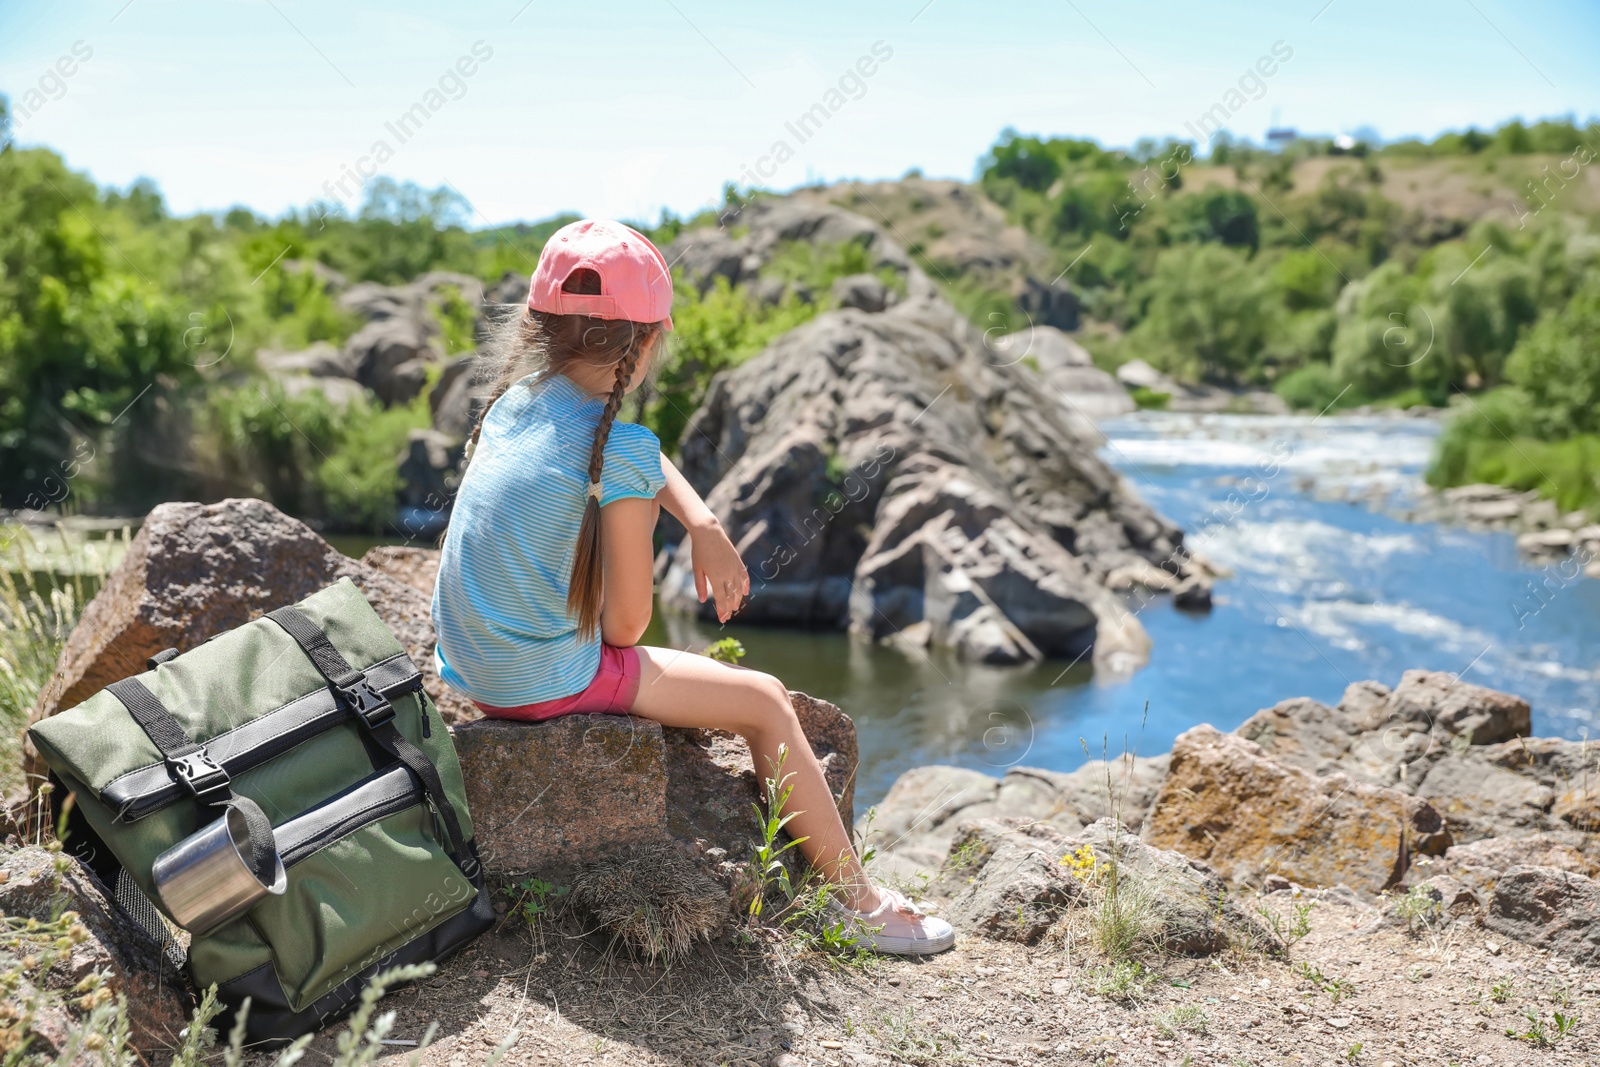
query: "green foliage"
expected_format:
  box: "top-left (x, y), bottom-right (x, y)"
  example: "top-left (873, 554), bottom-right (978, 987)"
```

top-left (643, 276), bottom-right (817, 456)
top-left (0, 528), bottom-right (120, 796)
top-left (198, 382), bottom-right (431, 531)
top-left (703, 637), bottom-right (746, 664)
top-left (1129, 386), bottom-right (1170, 410)
top-left (747, 744), bottom-right (809, 917)
top-left (1428, 272), bottom-right (1600, 515)
top-left (504, 877), bottom-right (568, 927)
top-left (1125, 244), bottom-right (1280, 382)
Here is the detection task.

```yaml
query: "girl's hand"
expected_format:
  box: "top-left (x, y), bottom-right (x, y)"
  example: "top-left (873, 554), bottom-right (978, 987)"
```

top-left (690, 518), bottom-right (750, 623)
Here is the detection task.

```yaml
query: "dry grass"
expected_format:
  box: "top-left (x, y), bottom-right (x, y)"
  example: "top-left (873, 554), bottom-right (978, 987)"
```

top-left (567, 842), bottom-right (731, 963)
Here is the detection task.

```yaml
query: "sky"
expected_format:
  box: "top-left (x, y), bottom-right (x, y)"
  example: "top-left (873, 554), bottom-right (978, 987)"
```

top-left (1, 0), bottom-right (1597, 227)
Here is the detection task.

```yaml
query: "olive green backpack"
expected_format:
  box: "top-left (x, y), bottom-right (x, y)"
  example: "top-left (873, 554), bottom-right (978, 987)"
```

top-left (29, 578), bottom-right (493, 1044)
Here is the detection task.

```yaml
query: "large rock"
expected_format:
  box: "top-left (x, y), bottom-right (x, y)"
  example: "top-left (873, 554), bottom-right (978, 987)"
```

top-left (346, 317), bottom-right (442, 406)
top-left (452, 692), bottom-right (857, 877)
top-left (659, 265), bottom-right (1190, 668)
top-left (0, 846), bottom-right (190, 1056)
top-left (988, 326), bottom-right (1133, 428)
top-left (453, 716), bottom-right (669, 875)
top-left (1235, 673), bottom-right (1562, 842)
top-left (1484, 866), bottom-right (1600, 964)
top-left (429, 354), bottom-right (489, 440)
top-left (943, 823), bottom-right (1081, 944)
top-left (941, 817), bottom-right (1273, 954)
top-left (24, 498), bottom-right (476, 779)
top-left (859, 755), bottom-right (1169, 874)
top-left (1143, 725), bottom-right (1450, 895)
top-left (1430, 832), bottom-right (1600, 897)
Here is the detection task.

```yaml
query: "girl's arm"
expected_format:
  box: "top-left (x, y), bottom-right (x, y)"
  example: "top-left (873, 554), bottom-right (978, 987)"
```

top-left (656, 453), bottom-right (750, 623)
top-left (598, 497), bottom-right (659, 647)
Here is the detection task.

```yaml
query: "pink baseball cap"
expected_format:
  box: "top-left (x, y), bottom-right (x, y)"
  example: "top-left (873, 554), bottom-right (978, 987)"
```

top-left (527, 219), bottom-right (674, 330)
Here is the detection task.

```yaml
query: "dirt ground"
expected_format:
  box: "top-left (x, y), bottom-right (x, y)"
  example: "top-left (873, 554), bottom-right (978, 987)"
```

top-left (271, 885), bottom-right (1597, 1067)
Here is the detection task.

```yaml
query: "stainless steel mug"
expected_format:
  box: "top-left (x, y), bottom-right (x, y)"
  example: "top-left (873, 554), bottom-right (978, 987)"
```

top-left (152, 806), bottom-right (287, 935)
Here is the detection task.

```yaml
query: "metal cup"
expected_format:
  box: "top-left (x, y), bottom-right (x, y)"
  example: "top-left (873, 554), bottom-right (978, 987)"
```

top-left (152, 806), bottom-right (287, 935)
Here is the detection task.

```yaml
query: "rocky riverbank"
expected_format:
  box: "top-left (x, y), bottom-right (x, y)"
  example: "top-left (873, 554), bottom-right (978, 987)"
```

top-left (7, 500), bottom-right (1597, 1064)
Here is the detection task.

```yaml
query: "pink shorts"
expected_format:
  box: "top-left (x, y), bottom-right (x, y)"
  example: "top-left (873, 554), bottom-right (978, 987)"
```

top-left (473, 644), bottom-right (642, 722)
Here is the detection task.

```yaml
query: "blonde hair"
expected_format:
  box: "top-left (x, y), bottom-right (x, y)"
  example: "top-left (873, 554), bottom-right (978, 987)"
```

top-left (469, 268), bottom-right (666, 640)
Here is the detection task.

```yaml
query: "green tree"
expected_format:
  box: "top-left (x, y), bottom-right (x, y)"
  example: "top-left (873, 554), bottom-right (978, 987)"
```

top-left (1127, 244), bottom-right (1279, 382)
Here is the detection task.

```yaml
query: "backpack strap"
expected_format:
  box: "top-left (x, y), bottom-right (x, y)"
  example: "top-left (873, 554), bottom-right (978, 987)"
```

top-left (106, 677), bottom-right (279, 886)
top-left (265, 606), bottom-right (474, 876)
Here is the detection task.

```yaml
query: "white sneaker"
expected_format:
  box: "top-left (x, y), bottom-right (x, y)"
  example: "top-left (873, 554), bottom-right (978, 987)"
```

top-left (826, 886), bottom-right (956, 956)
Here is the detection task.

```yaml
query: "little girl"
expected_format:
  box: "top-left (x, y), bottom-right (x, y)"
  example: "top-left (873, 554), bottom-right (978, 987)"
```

top-left (432, 219), bottom-right (953, 956)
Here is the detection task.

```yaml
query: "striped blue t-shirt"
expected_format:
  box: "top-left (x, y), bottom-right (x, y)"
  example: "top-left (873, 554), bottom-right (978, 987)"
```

top-left (432, 372), bottom-right (666, 707)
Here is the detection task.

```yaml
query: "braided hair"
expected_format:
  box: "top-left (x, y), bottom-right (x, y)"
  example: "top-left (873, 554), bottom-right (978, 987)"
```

top-left (467, 267), bottom-right (664, 641)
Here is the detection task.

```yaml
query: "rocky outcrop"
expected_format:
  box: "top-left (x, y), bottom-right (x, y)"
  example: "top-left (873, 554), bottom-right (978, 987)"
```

top-left (1231, 671), bottom-right (1591, 843)
top-left (660, 224), bottom-right (1191, 668)
top-left (1483, 865), bottom-right (1600, 964)
top-left (451, 692), bottom-right (857, 879)
top-left (0, 846), bottom-right (190, 1054)
top-left (857, 756), bottom-right (1169, 874)
top-left (988, 326), bottom-right (1133, 431)
top-left (940, 816), bottom-right (1275, 954)
top-left (23, 498), bottom-right (476, 779)
top-left (1142, 725), bottom-right (1450, 894)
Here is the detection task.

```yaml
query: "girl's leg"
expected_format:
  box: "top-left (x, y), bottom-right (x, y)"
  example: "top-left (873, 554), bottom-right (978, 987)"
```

top-left (628, 645), bottom-right (873, 907)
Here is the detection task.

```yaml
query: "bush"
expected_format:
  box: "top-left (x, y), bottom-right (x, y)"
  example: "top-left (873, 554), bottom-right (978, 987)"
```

top-left (1275, 362), bottom-right (1348, 412)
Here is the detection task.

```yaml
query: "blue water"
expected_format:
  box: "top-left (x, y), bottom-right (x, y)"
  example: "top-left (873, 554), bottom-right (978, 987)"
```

top-left (650, 412), bottom-right (1600, 806)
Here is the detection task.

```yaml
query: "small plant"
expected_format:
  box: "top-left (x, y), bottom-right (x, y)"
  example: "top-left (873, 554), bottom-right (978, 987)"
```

top-left (505, 877), bottom-right (568, 926)
top-left (1153, 1004), bottom-right (1210, 1036)
top-left (1060, 844), bottom-right (1098, 883)
top-left (1505, 1008), bottom-right (1548, 1045)
top-left (1086, 959), bottom-right (1153, 1002)
top-left (747, 745), bottom-right (809, 917)
top-left (1490, 975), bottom-right (1518, 1003)
top-left (1392, 884), bottom-right (1442, 934)
top-left (1254, 899), bottom-right (1315, 950)
top-left (703, 637), bottom-right (746, 664)
top-left (1344, 1042), bottom-right (1363, 1061)
top-left (1294, 960), bottom-right (1355, 1003)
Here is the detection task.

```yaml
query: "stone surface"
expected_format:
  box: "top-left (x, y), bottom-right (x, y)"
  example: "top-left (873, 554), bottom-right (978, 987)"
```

top-left (0, 846), bottom-right (190, 1055)
top-left (659, 198), bottom-right (1193, 669)
top-left (1143, 725), bottom-right (1450, 895)
top-left (988, 326), bottom-right (1133, 427)
top-left (1431, 831), bottom-right (1600, 897)
top-left (24, 498), bottom-right (476, 779)
top-left (1484, 865), bottom-right (1600, 964)
top-left (454, 692), bottom-right (858, 877)
top-left (942, 823), bottom-right (1081, 943)
top-left (859, 755), bottom-right (1169, 876)
top-left (430, 353), bottom-right (489, 440)
top-left (1064, 819), bottom-right (1276, 956)
top-left (830, 273), bottom-right (893, 313)
top-left (360, 546), bottom-right (441, 597)
top-left (454, 715), bottom-right (669, 875)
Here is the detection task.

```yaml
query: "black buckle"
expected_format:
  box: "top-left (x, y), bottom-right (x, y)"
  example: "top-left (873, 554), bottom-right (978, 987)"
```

top-left (339, 677), bottom-right (394, 729)
top-left (170, 749), bottom-right (231, 804)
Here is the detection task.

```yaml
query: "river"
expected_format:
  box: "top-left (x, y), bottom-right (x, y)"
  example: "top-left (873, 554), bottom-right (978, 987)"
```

top-left (650, 411), bottom-right (1600, 808)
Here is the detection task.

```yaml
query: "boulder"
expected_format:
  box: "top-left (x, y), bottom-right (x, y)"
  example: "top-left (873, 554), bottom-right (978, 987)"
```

top-left (0, 846), bottom-right (190, 1056)
top-left (830, 273), bottom-right (893, 313)
top-left (256, 341), bottom-right (359, 379)
top-left (941, 817), bottom-right (1274, 955)
top-left (1010, 275), bottom-right (1079, 332)
top-left (1484, 866), bottom-right (1600, 964)
top-left (453, 715), bottom-right (669, 875)
top-left (24, 498), bottom-right (476, 779)
top-left (1064, 818), bottom-right (1277, 956)
top-left (988, 326), bottom-right (1133, 427)
top-left (1115, 359), bottom-right (1180, 394)
top-left (346, 317), bottom-right (442, 406)
top-left (396, 427), bottom-right (462, 520)
top-left (1143, 725), bottom-right (1450, 895)
top-left (859, 755), bottom-right (1169, 875)
top-left (944, 831), bottom-right (1080, 944)
top-left (276, 374), bottom-right (368, 408)
top-left (429, 354), bottom-right (489, 440)
top-left (1431, 832), bottom-right (1600, 897)
top-left (360, 546), bottom-right (440, 597)
top-left (452, 692), bottom-right (857, 878)
top-left (484, 271), bottom-right (531, 307)
top-left (660, 289), bottom-right (1187, 668)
